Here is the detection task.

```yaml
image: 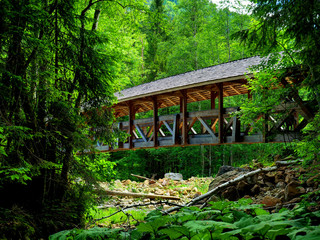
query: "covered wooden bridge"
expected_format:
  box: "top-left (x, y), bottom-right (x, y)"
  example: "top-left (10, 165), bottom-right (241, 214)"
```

top-left (97, 56), bottom-right (312, 152)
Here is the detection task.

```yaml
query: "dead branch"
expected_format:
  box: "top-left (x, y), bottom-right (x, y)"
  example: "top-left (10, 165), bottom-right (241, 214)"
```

top-left (104, 189), bottom-right (180, 200)
top-left (163, 166), bottom-right (277, 214)
top-left (90, 201), bottom-right (184, 226)
top-left (131, 174), bottom-right (151, 181)
top-left (275, 159), bottom-right (303, 166)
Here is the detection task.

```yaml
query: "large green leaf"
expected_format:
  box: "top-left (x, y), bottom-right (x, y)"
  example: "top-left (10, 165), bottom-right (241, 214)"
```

top-left (184, 220), bottom-right (236, 233)
top-left (159, 225), bottom-right (191, 240)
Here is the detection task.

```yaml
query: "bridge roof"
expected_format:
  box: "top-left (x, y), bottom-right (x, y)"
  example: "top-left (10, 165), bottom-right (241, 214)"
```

top-left (114, 56), bottom-right (263, 117)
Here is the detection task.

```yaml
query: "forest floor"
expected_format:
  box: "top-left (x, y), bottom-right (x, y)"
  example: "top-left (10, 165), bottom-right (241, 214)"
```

top-left (95, 158), bottom-right (320, 227)
top-left (98, 176), bottom-right (212, 210)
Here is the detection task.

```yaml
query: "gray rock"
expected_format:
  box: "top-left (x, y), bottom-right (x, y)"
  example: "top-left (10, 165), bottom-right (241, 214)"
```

top-left (217, 165), bottom-right (249, 176)
top-left (164, 173), bottom-right (183, 181)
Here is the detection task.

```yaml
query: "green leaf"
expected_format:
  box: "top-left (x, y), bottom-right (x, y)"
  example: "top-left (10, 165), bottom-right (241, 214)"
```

top-left (254, 208), bottom-right (270, 216)
top-left (184, 220), bottom-right (236, 233)
top-left (137, 216), bottom-right (170, 234)
top-left (159, 225), bottom-right (190, 240)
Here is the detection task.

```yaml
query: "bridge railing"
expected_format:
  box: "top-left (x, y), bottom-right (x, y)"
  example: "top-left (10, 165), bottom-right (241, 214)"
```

top-left (96, 102), bottom-right (306, 152)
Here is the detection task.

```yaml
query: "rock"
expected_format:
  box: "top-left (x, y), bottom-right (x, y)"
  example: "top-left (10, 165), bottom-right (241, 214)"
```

top-left (221, 186), bottom-right (238, 201)
top-left (208, 170), bottom-right (246, 192)
top-left (285, 174), bottom-right (293, 183)
top-left (246, 175), bottom-right (258, 185)
top-left (285, 181), bottom-right (301, 201)
top-left (276, 182), bottom-right (286, 189)
top-left (265, 172), bottom-right (276, 183)
top-left (217, 165), bottom-right (249, 176)
top-left (275, 189), bottom-right (285, 199)
top-left (261, 196), bottom-right (281, 207)
top-left (143, 179), bottom-right (149, 186)
top-left (237, 180), bottom-right (250, 195)
top-left (306, 173), bottom-right (320, 186)
top-left (251, 184), bottom-right (260, 195)
top-left (287, 197), bottom-right (302, 204)
top-left (161, 179), bottom-right (168, 186)
top-left (164, 173), bottom-right (183, 181)
top-left (122, 179), bottom-right (131, 185)
top-left (275, 171), bottom-right (284, 183)
top-left (265, 182), bottom-right (274, 187)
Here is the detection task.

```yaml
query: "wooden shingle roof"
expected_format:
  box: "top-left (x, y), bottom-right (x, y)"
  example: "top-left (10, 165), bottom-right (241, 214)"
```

top-left (113, 56), bottom-right (262, 117)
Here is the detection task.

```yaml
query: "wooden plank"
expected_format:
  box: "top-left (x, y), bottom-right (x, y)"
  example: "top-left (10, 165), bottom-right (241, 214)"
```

top-left (198, 117), bottom-right (218, 140)
top-left (230, 85), bottom-right (241, 95)
top-left (146, 126), bottom-right (154, 138)
top-left (187, 117), bottom-right (197, 132)
top-left (211, 118), bottom-right (218, 133)
top-left (270, 109), bottom-right (294, 132)
top-left (218, 83), bottom-right (224, 143)
top-left (158, 114), bottom-right (176, 121)
top-left (159, 128), bottom-right (165, 137)
top-left (232, 116), bottom-right (240, 142)
top-left (224, 117), bottom-right (234, 131)
top-left (117, 122), bottom-right (123, 148)
top-left (153, 97), bottom-right (158, 147)
top-left (181, 90), bottom-right (188, 145)
top-left (134, 124), bottom-right (148, 142)
top-left (163, 121), bottom-right (174, 135)
top-left (129, 102), bottom-right (135, 149)
top-left (191, 127), bottom-right (197, 134)
top-left (281, 79), bottom-right (314, 121)
top-left (294, 118), bottom-right (308, 131)
top-left (173, 114), bottom-right (180, 144)
top-left (188, 109), bottom-right (219, 118)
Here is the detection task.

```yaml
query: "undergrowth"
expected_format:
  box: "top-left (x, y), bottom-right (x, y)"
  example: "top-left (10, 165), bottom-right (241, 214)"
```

top-left (50, 198), bottom-right (320, 240)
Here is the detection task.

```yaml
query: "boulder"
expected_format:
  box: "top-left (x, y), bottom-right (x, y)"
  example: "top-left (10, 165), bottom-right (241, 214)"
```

top-left (164, 173), bottom-right (183, 181)
top-left (216, 165), bottom-right (249, 176)
top-left (285, 181), bottom-right (301, 201)
top-left (261, 196), bottom-right (281, 207)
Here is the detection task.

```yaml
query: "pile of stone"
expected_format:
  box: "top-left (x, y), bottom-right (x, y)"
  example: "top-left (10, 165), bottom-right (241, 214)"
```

top-left (206, 162), bottom-right (320, 209)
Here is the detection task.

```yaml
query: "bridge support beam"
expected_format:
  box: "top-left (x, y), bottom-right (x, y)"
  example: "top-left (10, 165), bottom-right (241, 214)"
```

top-left (129, 102), bottom-right (135, 149)
top-left (153, 97), bottom-right (158, 147)
top-left (180, 90), bottom-right (188, 145)
top-left (218, 83), bottom-right (224, 143)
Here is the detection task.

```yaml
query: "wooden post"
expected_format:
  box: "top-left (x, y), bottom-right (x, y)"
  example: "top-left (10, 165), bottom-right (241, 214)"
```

top-left (129, 102), bottom-right (135, 149)
top-left (218, 83), bottom-right (224, 144)
top-left (211, 91), bottom-right (216, 109)
top-left (211, 91), bottom-right (216, 131)
top-left (173, 114), bottom-right (180, 145)
top-left (152, 97), bottom-right (158, 147)
top-left (232, 115), bottom-right (240, 143)
top-left (180, 90), bottom-right (188, 145)
top-left (117, 122), bottom-right (123, 148)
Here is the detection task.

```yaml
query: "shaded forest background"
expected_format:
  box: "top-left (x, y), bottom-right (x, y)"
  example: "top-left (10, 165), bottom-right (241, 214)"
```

top-left (0, 0), bottom-right (319, 238)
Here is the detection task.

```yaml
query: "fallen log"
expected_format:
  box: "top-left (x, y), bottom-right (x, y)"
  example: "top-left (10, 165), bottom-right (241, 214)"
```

top-left (131, 174), bottom-right (151, 181)
top-left (275, 159), bottom-right (303, 166)
top-left (105, 189), bottom-right (180, 200)
top-left (131, 173), bottom-right (161, 186)
top-left (163, 166), bottom-right (277, 214)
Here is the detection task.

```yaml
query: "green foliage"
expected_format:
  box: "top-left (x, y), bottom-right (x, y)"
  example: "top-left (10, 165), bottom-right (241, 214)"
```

top-left (295, 113), bottom-right (320, 164)
top-left (0, 0), bottom-right (146, 238)
top-left (50, 199), bottom-right (320, 239)
top-left (111, 142), bottom-right (290, 179)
